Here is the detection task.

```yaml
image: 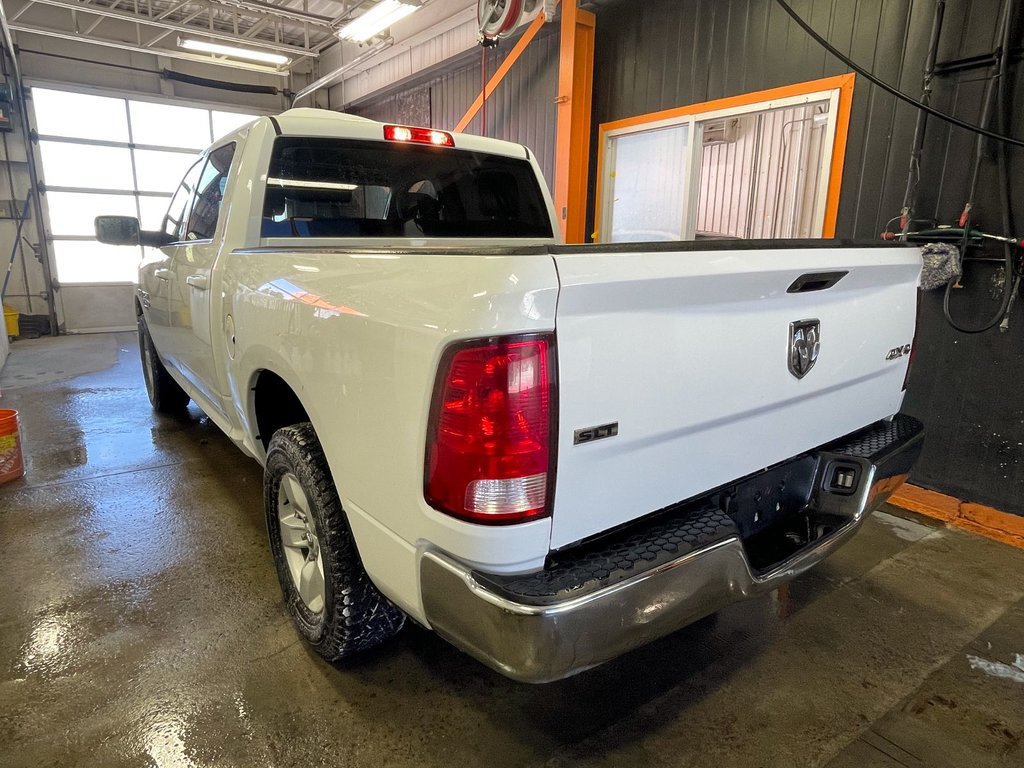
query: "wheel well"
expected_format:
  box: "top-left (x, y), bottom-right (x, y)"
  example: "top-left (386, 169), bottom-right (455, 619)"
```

top-left (252, 371), bottom-right (311, 451)
top-left (134, 299), bottom-right (143, 317)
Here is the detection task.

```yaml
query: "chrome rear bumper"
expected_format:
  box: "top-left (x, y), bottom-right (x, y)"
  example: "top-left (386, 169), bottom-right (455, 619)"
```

top-left (420, 415), bottom-right (924, 683)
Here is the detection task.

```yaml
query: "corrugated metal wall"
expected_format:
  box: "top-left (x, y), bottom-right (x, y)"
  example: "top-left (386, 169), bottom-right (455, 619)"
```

top-left (350, 29), bottom-right (559, 193)
top-left (590, 0), bottom-right (1024, 514)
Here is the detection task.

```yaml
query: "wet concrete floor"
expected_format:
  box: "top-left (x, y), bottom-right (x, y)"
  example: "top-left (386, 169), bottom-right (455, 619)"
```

top-left (1, 332), bottom-right (1023, 768)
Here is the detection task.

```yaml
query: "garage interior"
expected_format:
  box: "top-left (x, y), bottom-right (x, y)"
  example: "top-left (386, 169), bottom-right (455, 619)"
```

top-left (1, 0), bottom-right (1023, 766)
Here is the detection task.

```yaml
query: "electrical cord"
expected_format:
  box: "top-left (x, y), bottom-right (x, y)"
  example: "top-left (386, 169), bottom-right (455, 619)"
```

top-left (773, 0), bottom-right (1024, 149)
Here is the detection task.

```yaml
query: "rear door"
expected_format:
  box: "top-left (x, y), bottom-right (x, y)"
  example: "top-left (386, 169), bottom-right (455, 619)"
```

top-left (549, 241), bottom-right (921, 548)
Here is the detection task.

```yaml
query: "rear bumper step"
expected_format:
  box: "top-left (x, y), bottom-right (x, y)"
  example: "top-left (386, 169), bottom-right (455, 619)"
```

top-left (420, 414), bottom-right (924, 683)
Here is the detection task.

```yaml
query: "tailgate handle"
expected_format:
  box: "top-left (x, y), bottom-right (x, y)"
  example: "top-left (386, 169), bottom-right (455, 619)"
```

top-left (787, 271), bottom-right (848, 293)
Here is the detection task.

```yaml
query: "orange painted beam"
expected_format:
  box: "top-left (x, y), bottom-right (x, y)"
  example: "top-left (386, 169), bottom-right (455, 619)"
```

top-left (889, 484), bottom-right (1024, 550)
top-left (821, 73), bottom-right (855, 238)
top-left (552, 1), bottom-right (595, 243)
top-left (454, 12), bottom-right (549, 134)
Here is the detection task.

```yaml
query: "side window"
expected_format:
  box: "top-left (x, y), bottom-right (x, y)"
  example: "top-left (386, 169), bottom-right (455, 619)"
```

top-left (185, 143), bottom-right (236, 240)
top-left (163, 159), bottom-right (204, 241)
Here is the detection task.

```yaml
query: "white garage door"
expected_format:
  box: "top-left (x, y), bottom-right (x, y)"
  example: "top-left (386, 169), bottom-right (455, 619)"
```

top-left (29, 86), bottom-right (259, 333)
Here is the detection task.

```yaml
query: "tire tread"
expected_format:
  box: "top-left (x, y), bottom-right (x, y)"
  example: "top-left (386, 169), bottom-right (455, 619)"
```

top-left (138, 314), bottom-right (190, 413)
top-left (265, 423), bottom-right (405, 661)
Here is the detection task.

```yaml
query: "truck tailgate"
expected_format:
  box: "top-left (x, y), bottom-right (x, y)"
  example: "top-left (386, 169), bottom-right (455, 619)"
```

top-left (549, 242), bottom-right (921, 549)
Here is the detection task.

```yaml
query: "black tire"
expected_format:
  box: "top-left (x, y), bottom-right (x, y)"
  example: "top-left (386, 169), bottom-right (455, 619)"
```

top-left (264, 423), bottom-right (405, 661)
top-left (138, 313), bottom-right (190, 413)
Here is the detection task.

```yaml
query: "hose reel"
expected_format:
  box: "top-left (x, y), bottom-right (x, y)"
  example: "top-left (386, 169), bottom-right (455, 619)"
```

top-left (477, 0), bottom-right (554, 44)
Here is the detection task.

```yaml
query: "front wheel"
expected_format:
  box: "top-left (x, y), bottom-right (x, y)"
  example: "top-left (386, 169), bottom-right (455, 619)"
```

top-left (264, 423), bottom-right (405, 661)
top-left (138, 313), bottom-right (189, 413)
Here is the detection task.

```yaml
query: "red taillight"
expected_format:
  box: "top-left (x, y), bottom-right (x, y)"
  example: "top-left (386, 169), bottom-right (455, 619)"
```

top-left (384, 124), bottom-right (455, 147)
top-left (425, 335), bottom-right (555, 524)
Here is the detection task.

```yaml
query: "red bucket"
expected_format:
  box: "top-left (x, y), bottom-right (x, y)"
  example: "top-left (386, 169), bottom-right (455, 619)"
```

top-left (0, 409), bottom-right (25, 485)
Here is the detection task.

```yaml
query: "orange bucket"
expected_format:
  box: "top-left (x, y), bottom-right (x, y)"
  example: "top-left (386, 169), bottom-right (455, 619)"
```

top-left (0, 409), bottom-right (25, 484)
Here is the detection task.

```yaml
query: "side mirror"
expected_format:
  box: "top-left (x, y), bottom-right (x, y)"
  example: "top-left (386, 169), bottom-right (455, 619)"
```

top-left (95, 215), bottom-right (172, 247)
top-left (95, 215), bottom-right (141, 245)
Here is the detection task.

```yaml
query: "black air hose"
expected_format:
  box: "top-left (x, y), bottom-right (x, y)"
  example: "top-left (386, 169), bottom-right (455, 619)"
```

top-left (943, 0), bottom-right (1019, 333)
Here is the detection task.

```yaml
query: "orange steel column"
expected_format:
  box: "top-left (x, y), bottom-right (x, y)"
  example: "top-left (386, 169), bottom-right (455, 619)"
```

top-left (553, 1), bottom-right (595, 243)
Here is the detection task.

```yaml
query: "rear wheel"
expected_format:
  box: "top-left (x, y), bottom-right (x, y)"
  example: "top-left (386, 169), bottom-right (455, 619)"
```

top-left (264, 423), bottom-right (405, 661)
top-left (138, 313), bottom-right (189, 413)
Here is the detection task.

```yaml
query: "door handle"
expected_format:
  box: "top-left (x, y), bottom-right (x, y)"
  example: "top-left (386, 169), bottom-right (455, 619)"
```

top-left (186, 274), bottom-right (209, 291)
top-left (154, 268), bottom-right (173, 281)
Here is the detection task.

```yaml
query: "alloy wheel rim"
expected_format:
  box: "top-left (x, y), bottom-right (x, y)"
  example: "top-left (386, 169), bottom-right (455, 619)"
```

top-left (277, 472), bottom-right (326, 613)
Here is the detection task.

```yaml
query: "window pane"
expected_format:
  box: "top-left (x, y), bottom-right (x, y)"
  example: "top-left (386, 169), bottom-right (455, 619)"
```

top-left (605, 125), bottom-right (688, 243)
top-left (695, 114), bottom-right (756, 239)
top-left (696, 101), bottom-right (830, 239)
top-left (165, 160), bottom-right (205, 240)
top-left (52, 240), bottom-right (141, 283)
top-left (129, 101), bottom-right (211, 149)
top-left (32, 88), bottom-right (129, 142)
top-left (187, 143), bottom-right (235, 240)
top-left (38, 141), bottom-right (135, 189)
top-left (212, 111), bottom-right (258, 138)
top-left (46, 192), bottom-right (137, 236)
top-left (139, 194), bottom-right (172, 231)
top-left (134, 149), bottom-right (201, 194)
top-left (262, 137), bottom-right (552, 238)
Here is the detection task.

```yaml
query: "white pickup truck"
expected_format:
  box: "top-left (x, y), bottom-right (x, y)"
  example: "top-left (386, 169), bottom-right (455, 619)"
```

top-left (96, 107), bottom-right (924, 683)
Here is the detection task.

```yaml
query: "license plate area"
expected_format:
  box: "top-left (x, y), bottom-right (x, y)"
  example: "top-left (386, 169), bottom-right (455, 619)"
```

top-left (718, 454), bottom-right (850, 572)
top-left (720, 455), bottom-right (819, 540)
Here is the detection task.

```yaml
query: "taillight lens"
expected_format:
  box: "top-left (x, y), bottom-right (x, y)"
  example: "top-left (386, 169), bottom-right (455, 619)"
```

top-left (425, 335), bottom-right (555, 524)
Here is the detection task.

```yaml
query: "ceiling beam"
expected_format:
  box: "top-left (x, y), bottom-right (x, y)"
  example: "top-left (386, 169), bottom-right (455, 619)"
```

top-left (144, 6), bottom-right (205, 47)
top-left (21, 0), bottom-right (320, 55)
top-left (9, 20), bottom-right (293, 74)
top-left (211, 0), bottom-right (334, 28)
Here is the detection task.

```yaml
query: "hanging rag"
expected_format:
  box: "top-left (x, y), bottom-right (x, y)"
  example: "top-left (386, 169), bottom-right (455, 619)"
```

top-left (919, 242), bottom-right (961, 290)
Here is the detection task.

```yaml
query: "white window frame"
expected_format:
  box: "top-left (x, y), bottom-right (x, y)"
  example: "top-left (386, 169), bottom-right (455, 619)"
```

top-left (599, 87), bottom-right (842, 243)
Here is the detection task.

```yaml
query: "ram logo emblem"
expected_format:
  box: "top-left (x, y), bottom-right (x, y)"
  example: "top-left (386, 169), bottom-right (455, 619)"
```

top-left (789, 319), bottom-right (820, 379)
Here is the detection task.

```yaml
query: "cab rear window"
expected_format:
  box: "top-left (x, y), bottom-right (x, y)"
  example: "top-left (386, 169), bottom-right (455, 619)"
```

top-left (261, 137), bottom-right (553, 239)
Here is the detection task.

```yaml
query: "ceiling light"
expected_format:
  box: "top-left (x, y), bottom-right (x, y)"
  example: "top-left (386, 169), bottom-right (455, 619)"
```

top-left (178, 38), bottom-right (290, 66)
top-left (337, 0), bottom-right (419, 42)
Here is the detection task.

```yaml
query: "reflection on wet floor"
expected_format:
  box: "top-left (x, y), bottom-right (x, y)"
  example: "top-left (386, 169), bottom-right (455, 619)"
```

top-left (1, 332), bottom-right (1024, 768)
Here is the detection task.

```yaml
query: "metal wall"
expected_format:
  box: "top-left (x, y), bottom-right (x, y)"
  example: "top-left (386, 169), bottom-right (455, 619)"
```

top-left (590, 0), bottom-right (1024, 514)
top-left (350, 29), bottom-right (559, 193)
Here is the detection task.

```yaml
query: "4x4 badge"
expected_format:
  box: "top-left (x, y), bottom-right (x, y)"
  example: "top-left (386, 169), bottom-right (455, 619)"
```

top-left (789, 319), bottom-right (820, 379)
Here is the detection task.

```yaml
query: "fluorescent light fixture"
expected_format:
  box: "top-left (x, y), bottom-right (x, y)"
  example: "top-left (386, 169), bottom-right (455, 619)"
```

top-left (178, 38), bottom-right (290, 66)
top-left (337, 0), bottom-right (419, 42)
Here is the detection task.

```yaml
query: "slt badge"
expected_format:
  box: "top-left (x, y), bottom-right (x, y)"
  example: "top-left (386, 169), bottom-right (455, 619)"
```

top-left (789, 319), bottom-right (820, 379)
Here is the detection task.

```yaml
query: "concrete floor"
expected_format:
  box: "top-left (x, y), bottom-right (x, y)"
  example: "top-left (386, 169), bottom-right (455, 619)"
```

top-left (2, 333), bottom-right (1024, 768)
